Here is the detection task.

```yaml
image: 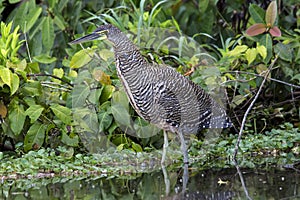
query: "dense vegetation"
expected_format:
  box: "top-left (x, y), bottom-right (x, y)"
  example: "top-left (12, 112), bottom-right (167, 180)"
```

top-left (0, 0), bottom-right (299, 168)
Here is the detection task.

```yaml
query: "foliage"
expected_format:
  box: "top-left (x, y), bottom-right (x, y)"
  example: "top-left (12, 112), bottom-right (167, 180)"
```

top-left (0, 0), bottom-right (299, 160)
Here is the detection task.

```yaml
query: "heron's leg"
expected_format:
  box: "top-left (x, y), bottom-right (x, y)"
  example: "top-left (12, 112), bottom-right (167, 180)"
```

top-left (161, 130), bottom-right (168, 165)
top-left (178, 131), bottom-right (189, 164)
top-left (182, 163), bottom-right (189, 193)
top-left (162, 165), bottom-right (170, 196)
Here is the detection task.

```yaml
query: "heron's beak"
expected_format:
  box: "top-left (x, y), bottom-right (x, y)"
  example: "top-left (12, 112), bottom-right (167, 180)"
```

top-left (69, 30), bottom-right (107, 45)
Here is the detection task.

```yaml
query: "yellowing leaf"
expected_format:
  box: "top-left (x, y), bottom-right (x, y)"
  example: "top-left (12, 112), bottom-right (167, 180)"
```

top-left (70, 48), bottom-right (95, 68)
top-left (99, 49), bottom-right (114, 61)
top-left (226, 45), bottom-right (248, 57)
top-left (93, 69), bottom-right (111, 85)
top-left (256, 45), bottom-right (267, 59)
top-left (10, 73), bottom-right (19, 95)
top-left (0, 68), bottom-right (11, 87)
top-left (245, 48), bottom-right (257, 65)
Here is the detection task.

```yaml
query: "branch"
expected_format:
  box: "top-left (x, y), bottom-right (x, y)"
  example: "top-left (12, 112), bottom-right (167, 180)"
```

top-left (223, 70), bottom-right (300, 89)
top-left (27, 73), bottom-right (73, 87)
top-left (233, 57), bottom-right (278, 160)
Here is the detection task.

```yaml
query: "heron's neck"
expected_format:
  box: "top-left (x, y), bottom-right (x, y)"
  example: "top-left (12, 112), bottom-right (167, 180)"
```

top-left (110, 35), bottom-right (147, 73)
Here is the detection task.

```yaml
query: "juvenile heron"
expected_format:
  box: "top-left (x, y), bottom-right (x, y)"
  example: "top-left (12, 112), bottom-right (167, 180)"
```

top-left (70, 24), bottom-right (231, 164)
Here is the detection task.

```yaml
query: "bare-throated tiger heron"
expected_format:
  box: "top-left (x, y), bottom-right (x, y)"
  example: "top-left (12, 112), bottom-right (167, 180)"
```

top-left (70, 24), bottom-right (232, 164)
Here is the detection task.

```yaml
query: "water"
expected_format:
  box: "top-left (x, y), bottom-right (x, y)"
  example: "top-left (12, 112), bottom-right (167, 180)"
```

top-left (1, 165), bottom-right (299, 200)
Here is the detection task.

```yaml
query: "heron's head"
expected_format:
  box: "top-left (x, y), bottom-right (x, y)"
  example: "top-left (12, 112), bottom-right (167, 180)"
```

top-left (69, 24), bottom-right (121, 45)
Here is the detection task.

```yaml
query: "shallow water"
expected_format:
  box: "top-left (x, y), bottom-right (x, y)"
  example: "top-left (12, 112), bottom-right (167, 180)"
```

top-left (0, 166), bottom-right (299, 200)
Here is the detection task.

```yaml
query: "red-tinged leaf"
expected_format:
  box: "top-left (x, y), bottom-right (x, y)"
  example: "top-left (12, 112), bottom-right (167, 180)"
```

top-left (266, 1), bottom-right (277, 26)
top-left (246, 23), bottom-right (266, 36)
top-left (269, 26), bottom-right (281, 37)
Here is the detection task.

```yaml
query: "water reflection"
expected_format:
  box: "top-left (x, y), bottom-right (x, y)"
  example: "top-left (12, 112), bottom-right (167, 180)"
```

top-left (1, 166), bottom-right (299, 199)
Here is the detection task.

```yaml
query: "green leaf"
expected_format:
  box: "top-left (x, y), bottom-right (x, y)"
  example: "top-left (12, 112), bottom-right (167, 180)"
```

top-left (100, 85), bottom-right (115, 103)
top-left (24, 122), bottom-right (47, 152)
top-left (245, 48), bottom-right (257, 65)
top-left (259, 34), bottom-right (273, 63)
top-left (131, 142), bottom-right (143, 152)
top-left (54, 15), bottom-right (66, 30)
top-left (111, 103), bottom-right (132, 128)
top-left (0, 68), bottom-right (11, 88)
top-left (249, 4), bottom-right (265, 24)
top-left (24, 7), bottom-right (42, 32)
top-left (8, 103), bottom-right (26, 135)
top-left (265, 1), bottom-right (277, 26)
top-left (98, 111), bottom-right (113, 132)
top-left (33, 54), bottom-right (57, 64)
top-left (71, 84), bottom-right (90, 108)
top-left (70, 48), bottom-right (95, 68)
top-left (61, 131), bottom-right (79, 147)
top-left (22, 81), bottom-right (42, 96)
top-left (274, 42), bottom-right (292, 62)
top-left (42, 16), bottom-right (55, 52)
top-left (50, 104), bottom-right (72, 124)
top-left (10, 73), bottom-right (19, 95)
top-left (25, 104), bottom-right (44, 123)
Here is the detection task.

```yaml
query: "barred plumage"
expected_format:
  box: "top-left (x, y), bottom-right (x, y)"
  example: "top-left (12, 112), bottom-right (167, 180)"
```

top-left (70, 24), bottom-right (232, 164)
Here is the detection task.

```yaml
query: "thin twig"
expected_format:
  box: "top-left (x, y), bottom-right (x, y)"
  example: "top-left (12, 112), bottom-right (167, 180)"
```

top-left (223, 70), bottom-right (300, 89)
top-left (24, 22), bottom-right (32, 63)
top-left (27, 73), bottom-right (73, 87)
top-left (233, 57), bottom-right (278, 160)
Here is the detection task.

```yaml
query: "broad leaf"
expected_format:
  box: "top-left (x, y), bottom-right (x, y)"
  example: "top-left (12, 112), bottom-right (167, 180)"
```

top-left (70, 48), bottom-right (95, 68)
top-left (246, 23), bottom-right (266, 36)
top-left (42, 16), bottom-right (55, 52)
top-left (24, 122), bottom-right (47, 151)
top-left (33, 54), bottom-right (57, 64)
top-left (50, 104), bottom-right (72, 124)
top-left (269, 26), bottom-right (281, 37)
top-left (266, 1), bottom-right (277, 27)
top-left (8, 104), bottom-right (26, 135)
top-left (245, 48), bottom-right (257, 65)
top-left (260, 34), bottom-right (273, 63)
top-left (98, 111), bottom-right (113, 132)
top-left (25, 104), bottom-right (44, 123)
top-left (61, 131), bottom-right (79, 147)
top-left (249, 4), bottom-right (265, 24)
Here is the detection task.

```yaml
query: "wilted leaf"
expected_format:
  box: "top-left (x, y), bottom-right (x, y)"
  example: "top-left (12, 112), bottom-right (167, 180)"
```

top-left (93, 69), bottom-right (111, 85)
top-left (246, 23), bottom-right (266, 36)
top-left (265, 1), bottom-right (277, 27)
